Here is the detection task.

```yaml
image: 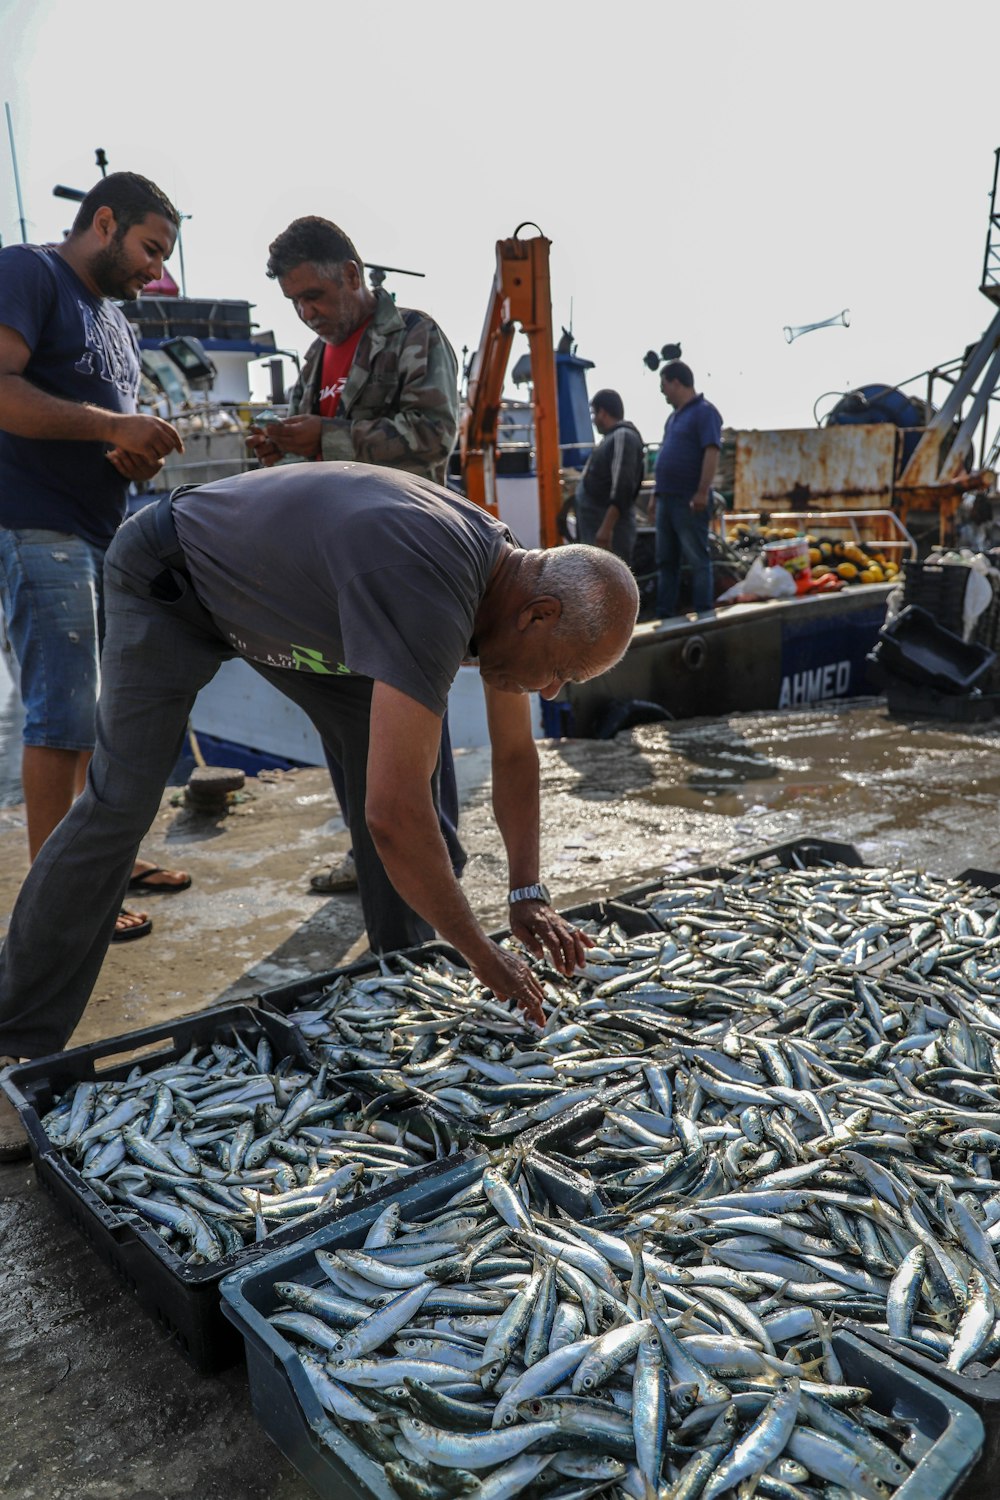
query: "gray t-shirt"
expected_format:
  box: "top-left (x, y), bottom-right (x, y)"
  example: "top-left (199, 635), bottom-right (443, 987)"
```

top-left (172, 462), bottom-right (512, 716)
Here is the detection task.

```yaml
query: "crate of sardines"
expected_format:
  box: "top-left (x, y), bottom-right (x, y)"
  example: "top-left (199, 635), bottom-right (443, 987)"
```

top-left (220, 1143), bottom-right (984, 1500)
top-left (254, 905), bottom-right (672, 1150)
top-left (1, 1004), bottom-right (475, 1371)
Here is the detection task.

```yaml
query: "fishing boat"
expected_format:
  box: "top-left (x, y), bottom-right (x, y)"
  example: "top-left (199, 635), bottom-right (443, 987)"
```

top-left (111, 197), bottom-right (1000, 766)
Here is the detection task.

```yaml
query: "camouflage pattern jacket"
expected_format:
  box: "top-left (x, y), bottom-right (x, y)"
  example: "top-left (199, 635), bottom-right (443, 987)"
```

top-left (287, 288), bottom-right (459, 483)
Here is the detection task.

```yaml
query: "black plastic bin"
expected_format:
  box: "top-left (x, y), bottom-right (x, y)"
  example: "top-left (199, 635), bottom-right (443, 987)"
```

top-left (220, 1150), bottom-right (612, 1500)
top-left (219, 1246), bottom-right (984, 1500)
top-left (875, 605), bottom-right (996, 694)
top-left (1, 1005), bottom-right (473, 1372)
top-left (885, 681), bottom-right (999, 722)
top-left (903, 558), bottom-right (972, 630)
top-left (848, 1324), bottom-right (995, 1500)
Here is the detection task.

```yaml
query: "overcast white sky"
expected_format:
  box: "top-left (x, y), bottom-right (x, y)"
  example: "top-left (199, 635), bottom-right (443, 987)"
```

top-left (3, 0), bottom-right (1000, 444)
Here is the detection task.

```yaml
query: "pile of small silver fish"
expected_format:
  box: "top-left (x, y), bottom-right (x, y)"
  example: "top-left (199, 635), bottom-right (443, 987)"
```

top-left (558, 862), bottom-right (1000, 1376)
top-left (266, 1154), bottom-right (922, 1500)
top-left (262, 857), bottom-right (1000, 1498)
top-left (277, 944), bottom-right (659, 1135)
top-left (40, 1029), bottom-right (455, 1263)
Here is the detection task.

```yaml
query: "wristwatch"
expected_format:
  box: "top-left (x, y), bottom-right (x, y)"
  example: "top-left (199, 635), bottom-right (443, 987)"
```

top-left (509, 883), bottom-right (551, 906)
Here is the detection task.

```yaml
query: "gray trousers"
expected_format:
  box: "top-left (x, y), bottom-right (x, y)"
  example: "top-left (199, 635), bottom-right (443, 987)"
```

top-left (574, 491), bottom-right (636, 566)
top-left (0, 499), bottom-right (435, 1060)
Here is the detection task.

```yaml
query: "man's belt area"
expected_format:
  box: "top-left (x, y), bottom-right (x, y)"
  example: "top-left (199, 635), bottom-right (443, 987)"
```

top-left (148, 489), bottom-right (191, 577)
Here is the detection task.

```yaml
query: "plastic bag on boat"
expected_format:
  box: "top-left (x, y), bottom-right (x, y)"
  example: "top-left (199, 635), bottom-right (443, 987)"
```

top-left (717, 556), bottom-right (796, 604)
top-left (962, 556), bottom-right (995, 640)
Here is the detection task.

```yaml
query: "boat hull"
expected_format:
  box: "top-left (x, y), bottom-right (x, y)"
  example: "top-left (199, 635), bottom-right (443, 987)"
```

top-left (561, 584), bottom-right (893, 736)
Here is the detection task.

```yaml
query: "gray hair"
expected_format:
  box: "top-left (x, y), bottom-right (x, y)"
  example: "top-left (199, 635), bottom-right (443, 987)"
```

top-left (535, 545), bottom-right (639, 647)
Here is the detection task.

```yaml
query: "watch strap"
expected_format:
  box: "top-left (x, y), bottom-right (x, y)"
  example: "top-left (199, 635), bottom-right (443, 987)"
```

top-left (509, 882), bottom-right (550, 905)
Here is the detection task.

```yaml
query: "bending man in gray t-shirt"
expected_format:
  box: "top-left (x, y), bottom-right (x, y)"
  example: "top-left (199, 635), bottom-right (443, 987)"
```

top-left (0, 462), bottom-right (639, 1069)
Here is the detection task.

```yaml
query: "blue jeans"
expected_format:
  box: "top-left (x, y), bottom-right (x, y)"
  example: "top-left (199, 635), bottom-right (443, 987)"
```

top-left (0, 498), bottom-right (437, 1059)
top-left (655, 495), bottom-right (713, 617)
top-left (0, 528), bottom-right (107, 750)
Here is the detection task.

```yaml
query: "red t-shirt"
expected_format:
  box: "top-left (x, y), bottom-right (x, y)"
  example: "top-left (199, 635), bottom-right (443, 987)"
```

top-left (317, 321), bottom-right (370, 422)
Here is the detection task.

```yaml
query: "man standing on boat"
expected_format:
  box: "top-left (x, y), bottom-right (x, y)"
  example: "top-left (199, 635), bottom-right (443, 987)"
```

top-left (653, 360), bottom-right (722, 617)
top-left (574, 389), bottom-right (645, 565)
top-left (0, 463), bottom-right (640, 1159)
top-left (246, 216), bottom-right (463, 898)
top-left (0, 172), bottom-right (192, 946)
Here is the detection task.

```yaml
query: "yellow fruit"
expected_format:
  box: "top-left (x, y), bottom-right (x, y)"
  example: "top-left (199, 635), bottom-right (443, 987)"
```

top-left (860, 567), bottom-right (882, 584)
top-left (808, 548), bottom-right (821, 565)
top-left (819, 542), bottom-right (833, 558)
top-left (844, 544), bottom-right (867, 565)
top-left (812, 565), bottom-right (832, 578)
top-left (884, 562), bottom-right (899, 577)
top-left (837, 562), bottom-right (859, 580)
top-left (780, 527), bottom-right (797, 538)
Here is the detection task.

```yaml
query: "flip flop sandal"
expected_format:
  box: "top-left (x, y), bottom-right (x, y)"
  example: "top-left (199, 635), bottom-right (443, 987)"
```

top-left (111, 908), bottom-right (153, 943)
top-left (127, 866), bottom-right (193, 894)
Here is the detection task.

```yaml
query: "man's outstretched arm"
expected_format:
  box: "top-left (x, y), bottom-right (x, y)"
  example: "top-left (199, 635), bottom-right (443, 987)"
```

top-left (365, 681), bottom-right (547, 1024)
top-left (484, 684), bottom-right (591, 977)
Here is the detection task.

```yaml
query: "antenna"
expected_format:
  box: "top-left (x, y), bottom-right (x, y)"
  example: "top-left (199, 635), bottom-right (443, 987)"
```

top-left (4, 102), bottom-right (28, 243)
top-left (364, 262), bottom-right (424, 290)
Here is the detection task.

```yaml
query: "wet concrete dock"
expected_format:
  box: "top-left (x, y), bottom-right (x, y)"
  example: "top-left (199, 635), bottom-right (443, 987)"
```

top-left (4, 697), bottom-right (1000, 1498)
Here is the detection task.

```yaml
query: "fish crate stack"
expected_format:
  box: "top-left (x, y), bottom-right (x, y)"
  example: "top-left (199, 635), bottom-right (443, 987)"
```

top-left (7, 838), bottom-right (1000, 1497)
top-left (870, 557), bottom-right (1000, 720)
top-left (1, 1005), bottom-right (484, 1371)
top-left (224, 840), bottom-right (999, 1498)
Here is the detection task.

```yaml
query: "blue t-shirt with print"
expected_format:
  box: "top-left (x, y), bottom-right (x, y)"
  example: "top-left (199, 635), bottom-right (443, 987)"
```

top-left (653, 393), bottom-right (723, 500)
top-left (0, 245), bottom-right (141, 546)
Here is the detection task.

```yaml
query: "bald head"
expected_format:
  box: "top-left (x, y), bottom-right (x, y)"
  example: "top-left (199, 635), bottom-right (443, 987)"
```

top-left (533, 544), bottom-right (639, 667)
top-left (473, 542), bottom-right (639, 698)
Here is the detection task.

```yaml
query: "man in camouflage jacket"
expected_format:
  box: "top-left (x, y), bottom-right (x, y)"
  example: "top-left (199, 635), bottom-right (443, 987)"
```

top-left (247, 216), bottom-right (463, 894)
top-left (249, 217), bottom-right (458, 482)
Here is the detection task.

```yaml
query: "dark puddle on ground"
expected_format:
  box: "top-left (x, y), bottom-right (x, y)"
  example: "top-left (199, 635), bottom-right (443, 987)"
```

top-left (623, 702), bottom-right (1000, 829)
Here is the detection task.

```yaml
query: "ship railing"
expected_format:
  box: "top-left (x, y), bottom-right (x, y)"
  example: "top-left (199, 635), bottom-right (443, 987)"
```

top-left (721, 507), bottom-right (918, 562)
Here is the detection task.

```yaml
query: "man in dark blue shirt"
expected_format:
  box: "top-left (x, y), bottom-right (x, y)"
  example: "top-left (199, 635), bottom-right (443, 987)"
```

top-left (0, 173), bottom-right (188, 936)
top-left (652, 360), bottom-right (722, 616)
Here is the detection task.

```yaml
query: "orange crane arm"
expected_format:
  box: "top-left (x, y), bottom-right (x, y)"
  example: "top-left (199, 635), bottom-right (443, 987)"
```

top-left (459, 230), bottom-right (563, 549)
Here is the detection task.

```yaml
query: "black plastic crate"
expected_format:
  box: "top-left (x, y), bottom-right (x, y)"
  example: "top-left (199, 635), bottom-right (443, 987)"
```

top-left (847, 1325), bottom-right (993, 1499)
top-left (219, 1156), bottom-right (493, 1500)
top-left (876, 606), bottom-right (996, 694)
top-left (885, 681), bottom-right (1000, 722)
top-left (220, 1150), bottom-right (609, 1500)
top-left (903, 558), bottom-right (971, 632)
top-left (220, 1231), bottom-right (985, 1500)
top-left (485, 896), bottom-right (668, 945)
top-left (1, 1006), bottom-right (471, 1372)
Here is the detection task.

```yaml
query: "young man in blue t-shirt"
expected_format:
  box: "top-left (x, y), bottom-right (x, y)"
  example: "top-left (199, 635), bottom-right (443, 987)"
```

top-left (0, 173), bottom-right (190, 940)
top-left (653, 359), bottom-right (723, 617)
